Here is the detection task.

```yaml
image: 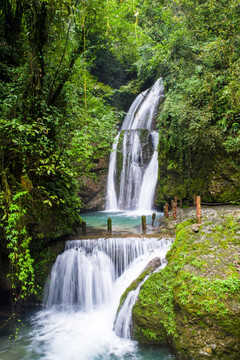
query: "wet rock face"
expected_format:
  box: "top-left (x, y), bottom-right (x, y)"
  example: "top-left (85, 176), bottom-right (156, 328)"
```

top-left (138, 129), bottom-right (155, 166)
top-left (142, 257), bottom-right (161, 273)
top-left (157, 154), bottom-right (240, 206)
top-left (174, 309), bottom-right (240, 360)
top-left (208, 170), bottom-right (240, 202)
top-left (132, 208), bottom-right (240, 359)
top-left (80, 158), bottom-right (108, 211)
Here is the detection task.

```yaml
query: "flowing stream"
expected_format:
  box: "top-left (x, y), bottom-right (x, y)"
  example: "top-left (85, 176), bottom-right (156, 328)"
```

top-left (0, 237), bottom-right (175, 360)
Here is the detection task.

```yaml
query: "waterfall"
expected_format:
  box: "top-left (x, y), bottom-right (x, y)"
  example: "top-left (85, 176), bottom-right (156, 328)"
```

top-left (44, 237), bottom-right (171, 310)
top-left (44, 248), bottom-right (114, 310)
top-left (105, 134), bottom-right (120, 210)
top-left (20, 237), bottom-right (174, 360)
top-left (138, 131), bottom-right (159, 210)
top-left (106, 78), bottom-right (164, 211)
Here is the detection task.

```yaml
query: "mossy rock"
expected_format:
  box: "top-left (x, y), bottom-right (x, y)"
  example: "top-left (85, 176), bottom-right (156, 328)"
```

top-left (132, 270), bottom-right (169, 345)
top-left (138, 129), bottom-right (155, 165)
top-left (133, 210), bottom-right (240, 359)
top-left (115, 131), bottom-right (124, 198)
top-left (132, 299), bottom-right (168, 344)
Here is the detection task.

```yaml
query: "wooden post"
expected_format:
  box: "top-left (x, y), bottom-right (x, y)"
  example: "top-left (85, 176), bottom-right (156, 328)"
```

top-left (152, 212), bottom-right (156, 226)
top-left (173, 203), bottom-right (177, 220)
top-left (82, 221), bottom-right (86, 235)
top-left (196, 196), bottom-right (201, 224)
top-left (164, 203), bottom-right (169, 218)
top-left (107, 218), bottom-right (112, 233)
top-left (141, 215), bottom-right (146, 232)
top-left (179, 198), bottom-right (182, 208)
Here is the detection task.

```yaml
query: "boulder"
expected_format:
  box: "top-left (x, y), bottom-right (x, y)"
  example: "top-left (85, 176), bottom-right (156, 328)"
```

top-left (132, 210), bottom-right (240, 359)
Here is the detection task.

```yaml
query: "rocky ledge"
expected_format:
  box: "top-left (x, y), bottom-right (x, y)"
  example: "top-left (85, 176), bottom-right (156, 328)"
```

top-left (126, 206), bottom-right (240, 360)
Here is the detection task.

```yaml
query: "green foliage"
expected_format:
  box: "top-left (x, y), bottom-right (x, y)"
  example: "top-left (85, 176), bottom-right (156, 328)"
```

top-left (141, 328), bottom-right (158, 341)
top-left (1, 0), bottom-right (240, 320)
top-left (1, 190), bottom-right (37, 308)
top-left (134, 0), bottom-right (240, 203)
top-left (0, 0), bottom-right (145, 311)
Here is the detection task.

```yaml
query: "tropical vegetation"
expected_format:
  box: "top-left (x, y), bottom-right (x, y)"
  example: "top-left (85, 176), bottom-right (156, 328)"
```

top-left (0, 0), bottom-right (239, 311)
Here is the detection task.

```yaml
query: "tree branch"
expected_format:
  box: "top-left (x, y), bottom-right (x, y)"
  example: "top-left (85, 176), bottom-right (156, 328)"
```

top-left (48, 41), bottom-right (84, 106)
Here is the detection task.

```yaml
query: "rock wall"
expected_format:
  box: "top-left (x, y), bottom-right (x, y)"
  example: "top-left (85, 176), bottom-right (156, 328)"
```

top-left (156, 153), bottom-right (240, 207)
top-left (80, 158), bottom-right (108, 211)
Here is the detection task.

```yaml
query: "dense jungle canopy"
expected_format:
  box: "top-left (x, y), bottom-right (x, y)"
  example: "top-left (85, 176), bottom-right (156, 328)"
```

top-left (0, 0), bottom-right (239, 308)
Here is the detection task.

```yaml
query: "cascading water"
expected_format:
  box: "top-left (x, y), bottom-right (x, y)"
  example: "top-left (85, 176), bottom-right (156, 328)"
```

top-left (106, 78), bottom-right (164, 211)
top-left (114, 274), bottom-right (150, 339)
top-left (0, 237), bottom-right (175, 360)
top-left (44, 248), bottom-right (114, 311)
top-left (15, 237), bottom-right (172, 360)
top-left (114, 260), bottom-right (167, 339)
top-left (44, 237), bottom-right (171, 310)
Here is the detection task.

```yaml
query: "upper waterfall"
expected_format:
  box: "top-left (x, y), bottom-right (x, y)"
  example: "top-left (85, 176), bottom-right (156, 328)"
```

top-left (121, 78), bottom-right (164, 131)
top-left (106, 78), bottom-right (164, 211)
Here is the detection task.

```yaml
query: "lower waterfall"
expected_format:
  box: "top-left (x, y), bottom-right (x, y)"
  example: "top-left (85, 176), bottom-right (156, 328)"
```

top-left (0, 237), bottom-right (175, 360)
top-left (27, 237), bottom-right (173, 360)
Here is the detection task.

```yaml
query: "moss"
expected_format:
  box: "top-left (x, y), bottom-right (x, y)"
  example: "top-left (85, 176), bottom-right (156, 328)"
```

top-left (156, 147), bottom-right (240, 205)
top-left (175, 219), bottom-right (195, 234)
top-left (132, 271), bottom-right (169, 344)
top-left (32, 239), bottom-right (65, 299)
